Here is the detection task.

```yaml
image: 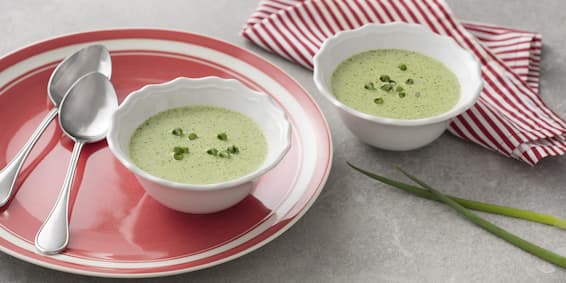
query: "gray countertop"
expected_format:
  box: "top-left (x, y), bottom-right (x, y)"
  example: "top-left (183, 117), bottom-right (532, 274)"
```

top-left (1, 1), bottom-right (566, 282)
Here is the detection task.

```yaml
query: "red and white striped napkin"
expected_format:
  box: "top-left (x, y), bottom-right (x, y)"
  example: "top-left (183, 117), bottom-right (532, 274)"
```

top-left (241, 0), bottom-right (566, 165)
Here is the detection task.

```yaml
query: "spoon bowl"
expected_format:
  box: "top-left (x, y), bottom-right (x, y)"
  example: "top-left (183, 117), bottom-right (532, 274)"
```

top-left (48, 45), bottom-right (112, 106)
top-left (59, 72), bottom-right (117, 142)
top-left (35, 72), bottom-right (118, 255)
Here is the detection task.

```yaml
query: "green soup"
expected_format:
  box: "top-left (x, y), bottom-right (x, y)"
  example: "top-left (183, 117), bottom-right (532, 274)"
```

top-left (129, 106), bottom-right (267, 184)
top-left (331, 49), bottom-right (460, 119)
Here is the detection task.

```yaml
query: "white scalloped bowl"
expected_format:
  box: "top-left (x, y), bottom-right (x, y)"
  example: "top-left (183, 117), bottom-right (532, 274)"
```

top-left (313, 22), bottom-right (482, 150)
top-left (107, 77), bottom-right (292, 214)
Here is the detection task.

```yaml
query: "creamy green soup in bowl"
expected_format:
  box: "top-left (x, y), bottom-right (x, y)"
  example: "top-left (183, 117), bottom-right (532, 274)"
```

top-left (107, 77), bottom-right (291, 214)
top-left (129, 105), bottom-right (268, 185)
top-left (313, 23), bottom-right (482, 150)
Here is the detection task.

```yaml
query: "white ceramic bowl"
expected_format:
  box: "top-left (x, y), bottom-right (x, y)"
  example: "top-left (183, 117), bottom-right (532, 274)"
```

top-left (313, 22), bottom-right (482, 150)
top-left (107, 77), bottom-right (291, 214)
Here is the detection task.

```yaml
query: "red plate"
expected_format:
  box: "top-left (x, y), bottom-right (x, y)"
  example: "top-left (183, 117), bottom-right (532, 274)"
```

top-left (0, 29), bottom-right (332, 277)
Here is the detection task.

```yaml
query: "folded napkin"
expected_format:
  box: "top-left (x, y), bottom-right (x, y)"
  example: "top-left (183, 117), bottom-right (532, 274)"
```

top-left (241, 0), bottom-right (566, 165)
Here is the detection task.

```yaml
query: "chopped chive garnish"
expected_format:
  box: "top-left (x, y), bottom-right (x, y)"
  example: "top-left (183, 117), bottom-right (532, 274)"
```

top-left (364, 82), bottom-right (376, 90)
top-left (173, 146), bottom-right (189, 159)
top-left (188, 133), bottom-right (198, 140)
top-left (171, 128), bottom-right (183, 136)
top-left (405, 78), bottom-right (414, 85)
top-left (173, 146), bottom-right (184, 154)
top-left (227, 145), bottom-right (240, 154)
top-left (206, 148), bottom-right (218, 156)
top-left (399, 64), bottom-right (407, 71)
top-left (399, 92), bottom-right (406, 98)
top-left (217, 132), bottom-right (228, 141)
top-left (380, 84), bottom-right (393, 92)
top-left (379, 75), bottom-right (390, 82)
top-left (173, 146), bottom-right (189, 154)
top-left (374, 97), bottom-right (384, 104)
top-left (219, 151), bottom-right (231, 158)
top-left (396, 86), bottom-right (404, 92)
top-left (173, 152), bottom-right (184, 160)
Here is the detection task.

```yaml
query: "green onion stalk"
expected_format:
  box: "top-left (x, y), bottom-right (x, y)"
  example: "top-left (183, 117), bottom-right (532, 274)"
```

top-left (347, 162), bottom-right (566, 268)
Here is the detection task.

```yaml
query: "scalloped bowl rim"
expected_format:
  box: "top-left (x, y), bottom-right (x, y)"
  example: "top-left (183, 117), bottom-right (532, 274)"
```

top-left (107, 76), bottom-right (292, 191)
top-left (313, 22), bottom-right (483, 126)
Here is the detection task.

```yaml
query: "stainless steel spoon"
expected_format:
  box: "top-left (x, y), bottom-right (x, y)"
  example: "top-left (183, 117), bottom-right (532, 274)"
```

top-left (35, 72), bottom-right (118, 255)
top-left (0, 45), bottom-right (111, 207)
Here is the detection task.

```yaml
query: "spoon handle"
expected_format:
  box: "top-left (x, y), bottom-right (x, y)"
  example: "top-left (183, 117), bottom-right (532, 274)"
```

top-left (0, 108), bottom-right (57, 207)
top-left (35, 141), bottom-right (84, 255)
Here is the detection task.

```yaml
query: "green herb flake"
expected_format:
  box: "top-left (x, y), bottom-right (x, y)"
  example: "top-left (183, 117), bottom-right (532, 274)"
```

top-left (405, 78), bottom-right (414, 85)
top-left (173, 146), bottom-right (189, 158)
top-left (365, 82), bottom-right (377, 90)
top-left (374, 97), bottom-right (384, 105)
top-left (173, 152), bottom-right (184, 160)
top-left (398, 64), bottom-right (407, 71)
top-left (379, 75), bottom-right (391, 82)
top-left (217, 132), bottom-right (228, 141)
top-left (206, 148), bottom-right (218, 156)
top-left (171, 127), bottom-right (183, 136)
top-left (398, 92), bottom-right (406, 98)
top-left (380, 84), bottom-right (393, 92)
top-left (396, 86), bottom-right (404, 92)
top-left (227, 145), bottom-right (240, 154)
top-left (188, 132), bottom-right (198, 140)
